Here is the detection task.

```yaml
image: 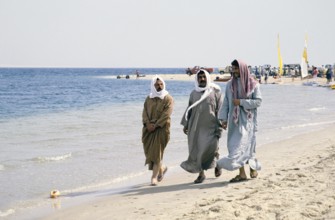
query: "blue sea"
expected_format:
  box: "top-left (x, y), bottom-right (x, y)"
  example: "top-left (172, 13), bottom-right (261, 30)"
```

top-left (1, 68), bottom-right (335, 219)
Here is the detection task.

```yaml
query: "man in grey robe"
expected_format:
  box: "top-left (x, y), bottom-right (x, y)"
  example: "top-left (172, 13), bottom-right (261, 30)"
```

top-left (217, 59), bottom-right (262, 182)
top-left (181, 69), bottom-right (223, 184)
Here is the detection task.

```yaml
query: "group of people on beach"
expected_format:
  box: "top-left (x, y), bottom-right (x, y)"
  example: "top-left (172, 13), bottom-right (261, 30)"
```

top-left (142, 59), bottom-right (262, 186)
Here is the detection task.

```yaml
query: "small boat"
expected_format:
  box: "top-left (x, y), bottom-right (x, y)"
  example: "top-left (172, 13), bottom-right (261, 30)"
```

top-left (116, 75), bottom-right (130, 79)
top-left (302, 81), bottom-right (319, 86)
top-left (135, 70), bottom-right (146, 78)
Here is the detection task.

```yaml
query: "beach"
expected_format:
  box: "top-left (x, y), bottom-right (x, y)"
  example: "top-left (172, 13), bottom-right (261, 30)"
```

top-left (2, 70), bottom-right (335, 220)
top-left (41, 125), bottom-right (335, 220)
top-left (37, 75), bottom-right (334, 220)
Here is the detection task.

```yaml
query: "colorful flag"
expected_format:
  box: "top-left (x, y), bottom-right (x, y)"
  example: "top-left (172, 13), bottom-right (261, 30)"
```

top-left (302, 35), bottom-right (308, 63)
top-left (277, 34), bottom-right (283, 76)
top-left (301, 34), bottom-right (308, 78)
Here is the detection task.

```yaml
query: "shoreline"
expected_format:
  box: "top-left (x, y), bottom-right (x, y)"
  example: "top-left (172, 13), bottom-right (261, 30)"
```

top-left (8, 74), bottom-right (335, 220)
top-left (113, 73), bottom-right (330, 87)
top-left (24, 124), bottom-right (335, 220)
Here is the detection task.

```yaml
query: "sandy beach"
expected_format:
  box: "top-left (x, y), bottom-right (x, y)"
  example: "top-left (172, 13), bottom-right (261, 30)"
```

top-left (41, 125), bottom-right (335, 220)
top-left (33, 75), bottom-right (335, 220)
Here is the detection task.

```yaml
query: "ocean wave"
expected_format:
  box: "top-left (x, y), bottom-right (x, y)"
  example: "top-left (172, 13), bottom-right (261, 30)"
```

top-left (280, 121), bottom-right (335, 130)
top-left (32, 153), bottom-right (72, 163)
top-left (0, 209), bottom-right (15, 217)
top-left (61, 170), bottom-right (147, 195)
top-left (0, 164), bottom-right (4, 171)
top-left (308, 107), bottom-right (326, 112)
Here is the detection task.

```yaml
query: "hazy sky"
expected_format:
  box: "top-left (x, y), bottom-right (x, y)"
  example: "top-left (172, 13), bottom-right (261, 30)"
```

top-left (0, 0), bottom-right (334, 68)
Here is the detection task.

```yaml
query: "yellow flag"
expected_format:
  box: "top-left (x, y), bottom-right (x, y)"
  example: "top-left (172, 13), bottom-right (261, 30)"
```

top-left (277, 34), bottom-right (283, 76)
top-left (301, 34), bottom-right (308, 78)
top-left (302, 34), bottom-right (308, 63)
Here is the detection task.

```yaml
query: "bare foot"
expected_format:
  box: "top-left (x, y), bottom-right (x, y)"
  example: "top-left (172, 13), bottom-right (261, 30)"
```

top-left (151, 178), bottom-right (157, 186)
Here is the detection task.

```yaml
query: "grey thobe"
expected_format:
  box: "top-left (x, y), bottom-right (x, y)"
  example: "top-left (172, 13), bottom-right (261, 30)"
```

top-left (217, 79), bottom-right (262, 171)
top-left (180, 88), bottom-right (223, 173)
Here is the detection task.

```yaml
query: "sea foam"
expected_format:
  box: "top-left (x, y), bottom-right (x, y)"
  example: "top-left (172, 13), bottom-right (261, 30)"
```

top-left (32, 153), bottom-right (72, 163)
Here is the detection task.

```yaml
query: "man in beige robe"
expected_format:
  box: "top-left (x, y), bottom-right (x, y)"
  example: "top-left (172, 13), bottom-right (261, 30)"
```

top-left (181, 69), bottom-right (223, 184)
top-left (142, 76), bottom-right (173, 186)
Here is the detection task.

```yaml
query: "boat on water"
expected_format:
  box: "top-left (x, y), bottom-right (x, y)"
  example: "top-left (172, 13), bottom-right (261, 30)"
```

top-left (116, 75), bottom-right (130, 79)
top-left (302, 81), bottom-right (335, 89)
top-left (116, 74), bottom-right (146, 79)
top-left (302, 81), bottom-right (319, 86)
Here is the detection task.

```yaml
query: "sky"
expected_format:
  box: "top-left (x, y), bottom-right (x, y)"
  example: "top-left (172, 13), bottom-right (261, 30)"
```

top-left (0, 0), bottom-right (334, 68)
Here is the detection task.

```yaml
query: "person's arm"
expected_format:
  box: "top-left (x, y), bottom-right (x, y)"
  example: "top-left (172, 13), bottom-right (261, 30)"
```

top-left (215, 89), bottom-right (224, 128)
top-left (142, 97), bottom-right (150, 126)
top-left (154, 95), bottom-right (174, 128)
top-left (181, 94), bottom-right (194, 134)
top-left (218, 85), bottom-right (229, 123)
top-left (239, 84), bottom-right (262, 110)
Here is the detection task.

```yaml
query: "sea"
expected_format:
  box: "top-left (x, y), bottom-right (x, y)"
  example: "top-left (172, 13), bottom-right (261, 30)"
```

top-left (1, 68), bottom-right (335, 219)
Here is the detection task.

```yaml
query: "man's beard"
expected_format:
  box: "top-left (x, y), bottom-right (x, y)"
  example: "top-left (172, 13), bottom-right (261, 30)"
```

top-left (199, 81), bottom-right (206, 87)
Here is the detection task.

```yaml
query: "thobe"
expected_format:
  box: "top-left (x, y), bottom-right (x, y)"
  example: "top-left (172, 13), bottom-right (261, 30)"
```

top-left (142, 94), bottom-right (173, 170)
top-left (217, 79), bottom-right (262, 171)
top-left (180, 88), bottom-right (223, 173)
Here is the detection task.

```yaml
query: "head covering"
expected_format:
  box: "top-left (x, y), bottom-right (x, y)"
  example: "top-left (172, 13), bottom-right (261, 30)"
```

top-left (149, 75), bottom-right (169, 99)
top-left (184, 69), bottom-right (221, 120)
top-left (231, 60), bottom-right (258, 125)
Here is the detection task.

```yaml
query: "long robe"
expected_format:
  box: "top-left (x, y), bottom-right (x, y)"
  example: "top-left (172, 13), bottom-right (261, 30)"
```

top-left (217, 79), bottom-right (262, 171)
top-left (142, 94), bottom-right (173, 170)
top-left (180, 88), bottom-right (223, 173)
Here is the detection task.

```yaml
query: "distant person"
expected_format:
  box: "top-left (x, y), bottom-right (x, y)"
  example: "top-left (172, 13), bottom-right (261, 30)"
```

top-left (135, 70), bottom-right (140, 78)
top-left (142, 76), bottom-right (174, 186)
top-left (295, 68), bottom-right (298, 78)
top-left (326, 67), bottom-right (333, 83)
top-left (290, 68), bottom-right (295, 82)
top-left (320, 65), bottom-right (326, 78)
top-left (264, 71), bottom-right (268, 84)
top-left (255, 66), bottom-right (260, 76)
top-left (312, 66), bottom-right (319, 81)
top-left (217, 59), bottom-right (262, 182)
top-left (181, 68), bottom-right (223, 184)
top-left (186, 68), bottom-right (192, 76)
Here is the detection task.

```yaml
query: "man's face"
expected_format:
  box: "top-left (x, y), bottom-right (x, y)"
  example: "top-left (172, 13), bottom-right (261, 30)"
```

top-left (197, 72), bottom-right (207, 88)
top-left (232, 65), bottom-right (240, 78)
top-left (154, 79), bottom-right (164, 92)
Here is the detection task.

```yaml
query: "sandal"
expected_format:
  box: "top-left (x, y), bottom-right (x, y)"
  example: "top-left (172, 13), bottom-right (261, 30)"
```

top-left (194, 175), bottom-right (206, 184)
top-left (214, 167), bottom-right (222, 177)
top-left (229, 175), bottom-right (247, 183)
top-left (250, 168), bottom-right (258, 178)
top-left (157, 167), bottom-right (168, 182)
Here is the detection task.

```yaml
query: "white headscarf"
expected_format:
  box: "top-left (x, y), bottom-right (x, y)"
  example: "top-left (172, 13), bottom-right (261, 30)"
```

top-left (184, 69), bottom-right (221, 120)
top-left (149, 75), bottom-right (169, 99)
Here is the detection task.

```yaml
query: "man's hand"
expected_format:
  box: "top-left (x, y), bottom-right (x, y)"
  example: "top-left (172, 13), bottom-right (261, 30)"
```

top-left (183, 127), bottom-right (188, 135)
top-left (233, 99), bottom-right (240, 106)
top-left (146, 123), bottom-right (156, 132)
top-left (221, 121), bottom-right (228, 130)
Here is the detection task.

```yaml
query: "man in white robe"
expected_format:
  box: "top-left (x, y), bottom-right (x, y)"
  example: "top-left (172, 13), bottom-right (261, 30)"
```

top-left (217, 59), bottom-right (262, 182)
top-left (181, 69), bottom-right (223, 184)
